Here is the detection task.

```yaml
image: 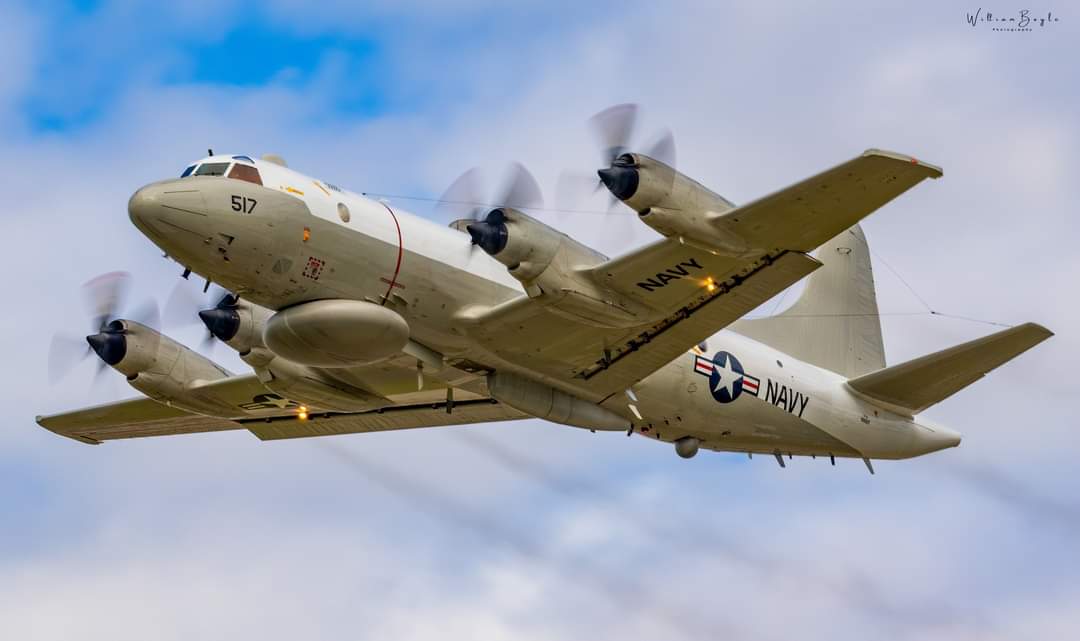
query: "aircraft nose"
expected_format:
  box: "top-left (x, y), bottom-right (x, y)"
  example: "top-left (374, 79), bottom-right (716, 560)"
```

top-left (128, 180), bottom-right (208, 234)
top-left (127, 184), bottom-right (160, 230)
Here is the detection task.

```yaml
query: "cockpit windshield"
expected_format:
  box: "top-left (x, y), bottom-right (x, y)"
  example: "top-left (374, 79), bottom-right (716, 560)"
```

top-left (180, 159), bottom-right (263, 185)
top-left (227, 163), bottom-right (262, 185)
top-left (194, 162), bottom-right (230, 176)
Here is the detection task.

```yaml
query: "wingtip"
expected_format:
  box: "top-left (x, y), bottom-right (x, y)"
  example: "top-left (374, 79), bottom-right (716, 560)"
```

top-left (862, 148), bottom-right (944, 179)
top-left (35, 414), bottom-right (102, 445)
top-left (1022, 322), bottom-right (1054, 340)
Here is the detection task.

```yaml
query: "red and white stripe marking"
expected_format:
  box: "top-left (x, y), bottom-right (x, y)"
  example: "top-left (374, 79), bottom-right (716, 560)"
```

top-left (742, 375), bottom-right (760, 396)
top-left (694, 356), bottom-right (714, 376)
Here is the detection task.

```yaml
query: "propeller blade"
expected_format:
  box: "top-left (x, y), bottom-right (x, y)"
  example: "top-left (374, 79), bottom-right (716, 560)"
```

top-left (554, 169), bottom-right (600, 213)
top-left (436, 167), bottom-right (487, 222)
top-left (645, 128), bottom-right (677, 168)
top-left (48, 334), bottom-right (89, 383)
top-left (127, 298), bottom-right (160, 331)
top-left (588, 103), bottom-right (638, 165)
top-left (93, 357), bottom-right (109, 384)
top-left (496, 162), bottom-right (543, 211)
top-left (82, 271), bottom-right (131, 332)
top-left (163, 281), bottom-right (204, 328)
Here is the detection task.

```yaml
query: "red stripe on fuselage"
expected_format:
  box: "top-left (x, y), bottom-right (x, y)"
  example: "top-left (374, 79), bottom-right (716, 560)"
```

top-left (379, 202), bottom-right (404, 306)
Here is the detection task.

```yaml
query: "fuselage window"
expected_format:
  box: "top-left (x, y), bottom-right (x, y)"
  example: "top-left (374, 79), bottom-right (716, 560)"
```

top-left (228, 163), bottom-right (263, 186)
top-left (232, 155), bottom-right (255, 163)
top-left (337, 202), bottom-right (351, 223)
top-left (194, 162), bottom-right (231, 177)
top-left (180, 165), bottom-right (196, 177)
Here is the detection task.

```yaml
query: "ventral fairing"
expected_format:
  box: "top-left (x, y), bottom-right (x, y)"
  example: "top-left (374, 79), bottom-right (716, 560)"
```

top-left (38, 105), bottom-right (1051, 472)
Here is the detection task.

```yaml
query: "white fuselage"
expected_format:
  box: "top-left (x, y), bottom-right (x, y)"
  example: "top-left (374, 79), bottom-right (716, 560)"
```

top-left (128, 156), bottom-right (961, 461)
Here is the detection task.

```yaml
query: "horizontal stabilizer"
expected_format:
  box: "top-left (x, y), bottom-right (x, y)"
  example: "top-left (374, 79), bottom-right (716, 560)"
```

top-left (847, 323), bottom-right (1052, 414)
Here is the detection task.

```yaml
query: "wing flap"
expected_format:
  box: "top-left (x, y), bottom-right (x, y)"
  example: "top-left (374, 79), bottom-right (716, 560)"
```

top-left (245, 398), bottom-right (527, 440)
top-left (847, 323), bottom-right (1053, 414)
top-left (578, 250), bottom-right (821, 395)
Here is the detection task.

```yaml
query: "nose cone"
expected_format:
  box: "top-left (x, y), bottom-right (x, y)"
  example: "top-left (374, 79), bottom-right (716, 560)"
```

top-left (127, 184), bottom-right (157, 231)
top-left (128, 180), bottom-right (208, 235)
top-left (128, 180), bottom-right (211, 267)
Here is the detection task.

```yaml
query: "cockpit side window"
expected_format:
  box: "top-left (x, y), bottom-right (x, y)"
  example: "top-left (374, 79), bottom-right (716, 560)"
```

top-left (227, 163), bottom-right (263, 186)
top-left (194, 162), bottom-right (231, 177)
top-left (181, 165), bottom-right (196, 177)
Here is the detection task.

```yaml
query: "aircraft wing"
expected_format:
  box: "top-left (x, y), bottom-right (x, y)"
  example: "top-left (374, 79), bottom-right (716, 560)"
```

top-left (36, 372), bottom-right (527, 444)
top-left (470, 150), bottom-right (942, 401)
top-left (37, 396), bottom-right (242, 444)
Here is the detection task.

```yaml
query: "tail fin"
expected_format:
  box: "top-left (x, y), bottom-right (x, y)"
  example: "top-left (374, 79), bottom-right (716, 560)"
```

top-left (848, 323), bottom-right (1052, 414)
top-left (731, 225), bottom-right (885, 377)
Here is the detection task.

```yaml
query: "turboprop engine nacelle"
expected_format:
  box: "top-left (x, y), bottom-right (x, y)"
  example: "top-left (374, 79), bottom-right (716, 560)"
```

top-left (466, 208), bottom-right (608, 288)
top-left (263, 299), bottom-right (410, 368)
top-left (86, 319), bottom-right (236, 416)
top-left (599, 153), bottom-right (751, 255)
top-left (465, 208), bottom-right (654, 327)
top-left (199, 297), bottom-right (274, 355)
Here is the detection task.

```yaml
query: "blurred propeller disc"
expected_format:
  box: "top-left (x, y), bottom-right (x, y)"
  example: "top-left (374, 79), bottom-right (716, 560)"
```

top-left (48, 271), bottom-right (160, 384)
top-left (439, 163), bottom-right (544, 256)
top-left (644, 128), bottom-right (677, 169)
top-left (165, 279), bottom-right (237, 351)
top-left (82, 271), bottom-right (131, 332)
top-left (589, 103), bottom-right (639, 166)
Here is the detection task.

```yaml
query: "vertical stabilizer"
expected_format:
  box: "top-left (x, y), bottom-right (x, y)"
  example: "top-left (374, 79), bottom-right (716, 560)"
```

top-left (730, 225), bottom-right (886, 377)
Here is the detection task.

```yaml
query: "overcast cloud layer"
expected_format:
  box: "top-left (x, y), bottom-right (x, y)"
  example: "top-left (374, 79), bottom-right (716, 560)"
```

top-left (1, 2), bottom-right (1077, 639)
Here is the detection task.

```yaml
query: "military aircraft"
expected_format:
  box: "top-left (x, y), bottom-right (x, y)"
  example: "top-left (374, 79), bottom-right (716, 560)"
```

top-left (37, 105), bottom-right (1051, 471)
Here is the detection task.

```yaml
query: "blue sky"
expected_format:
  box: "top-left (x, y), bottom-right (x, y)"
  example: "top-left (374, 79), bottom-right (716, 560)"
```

top-left (1, 2), bottom-right (1078, 640)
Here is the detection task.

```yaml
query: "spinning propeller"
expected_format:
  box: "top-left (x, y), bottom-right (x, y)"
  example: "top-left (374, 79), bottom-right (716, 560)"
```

top-left (556, 103), bottom-right (677, 212)
top-left (47, 272), bottom-right (160, 383)
top-left (436, 162), bottom-right (543, 255)
top-left (163, 280), bottom-right (240, 349)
